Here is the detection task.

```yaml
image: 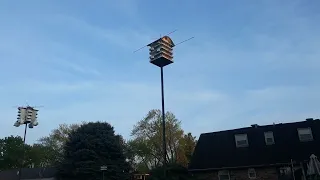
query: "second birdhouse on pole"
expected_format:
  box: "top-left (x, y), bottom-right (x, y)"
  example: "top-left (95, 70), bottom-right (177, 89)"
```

top-left (148, 36), bottom-right (175, 67)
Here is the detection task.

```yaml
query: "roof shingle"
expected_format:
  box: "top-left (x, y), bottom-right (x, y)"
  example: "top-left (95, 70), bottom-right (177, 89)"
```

top-left (0, 167), bottom-right (56, 180)
top-left (189, 119), bottom-right (320, 171)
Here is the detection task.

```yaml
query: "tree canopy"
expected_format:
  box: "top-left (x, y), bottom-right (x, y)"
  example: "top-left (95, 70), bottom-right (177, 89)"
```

top-left (128, 109), bottom-right (197, 172)
top-left (0, 136), bottom-right (49, 170)
top-left (1, 109), bottom-right (197, 180)
top-left (0, 136), bottom-right (25, 170)
top-left (36, 122), bottom-right (85, 165)
top-left (57, 122), bottom-right (130, 180)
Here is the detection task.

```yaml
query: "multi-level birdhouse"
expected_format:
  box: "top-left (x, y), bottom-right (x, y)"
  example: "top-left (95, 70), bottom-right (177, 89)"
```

top-left (14, 106), bottom-right (39, 127)
top-left (148, 36), bottom-right (175, 67)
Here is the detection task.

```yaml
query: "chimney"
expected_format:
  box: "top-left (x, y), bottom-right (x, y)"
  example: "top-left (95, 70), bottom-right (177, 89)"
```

top-left (306, 118), bottom-right (314, 121)
top-left (251, 124), bottom-right (259, 128)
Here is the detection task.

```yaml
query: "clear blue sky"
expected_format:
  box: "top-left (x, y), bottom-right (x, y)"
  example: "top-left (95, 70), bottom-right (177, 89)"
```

top-left (0, 0), bottom-right (319, 143)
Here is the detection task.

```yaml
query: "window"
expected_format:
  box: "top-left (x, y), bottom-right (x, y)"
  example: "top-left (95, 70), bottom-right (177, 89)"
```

top-left (235, 134), bottom-right (248, 147)
top-left (248, 168), bottom-right (256, 179)
top-left (218, 170), bottom-right (230, 180)
top-left (297, 128), bottom-right (313, 142)
top-left (264, 131), bottom-right (275, 145)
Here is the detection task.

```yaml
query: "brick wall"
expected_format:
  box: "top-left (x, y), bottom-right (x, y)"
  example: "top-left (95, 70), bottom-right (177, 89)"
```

top-left (231, 167), bottom-right (278, 180)
top-left (194, 171), bottom-right (219, 180)
top-left (194, 167), bottom-right (279, 180)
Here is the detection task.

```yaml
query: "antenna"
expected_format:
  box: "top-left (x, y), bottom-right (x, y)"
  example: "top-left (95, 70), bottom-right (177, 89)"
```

top-left (161, 36), bottom-right (194, 48)
top-left (175, 37), bottom-right (194, 46)
top-left (133, 30), bottom-right (177, 53)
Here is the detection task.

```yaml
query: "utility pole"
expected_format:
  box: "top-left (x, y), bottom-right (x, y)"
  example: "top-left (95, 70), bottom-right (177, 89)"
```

top-left (14, 106), bottom-right (39, 180)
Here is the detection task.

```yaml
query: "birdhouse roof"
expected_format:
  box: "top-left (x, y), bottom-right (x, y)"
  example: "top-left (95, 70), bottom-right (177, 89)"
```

top-left (148, 36), bottom-right (175, 47)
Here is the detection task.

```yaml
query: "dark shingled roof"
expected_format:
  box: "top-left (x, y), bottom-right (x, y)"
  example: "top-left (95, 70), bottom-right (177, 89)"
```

top-left (189, 119), bottom-right (320, 171)
top-left (0, 167), bottom-right (56, 180)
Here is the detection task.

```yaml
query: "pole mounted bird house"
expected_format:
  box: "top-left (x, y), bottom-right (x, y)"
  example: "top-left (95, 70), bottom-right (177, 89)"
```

top-left (148, 36), bottom-right (175, 67)
top-left (134, 32), bottom-right (193, 180)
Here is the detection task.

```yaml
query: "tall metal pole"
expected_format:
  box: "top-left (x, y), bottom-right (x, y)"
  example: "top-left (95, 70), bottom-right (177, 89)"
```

top-left (23, 123), bottom-right (27, 143)
top-left (160, 67), bottom-right (167, 179)
top-left (19, 123), bottom-right (28, 180)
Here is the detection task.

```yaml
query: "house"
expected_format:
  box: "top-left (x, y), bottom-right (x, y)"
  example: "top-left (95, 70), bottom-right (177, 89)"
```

top-left (188, 118), bottom-right (320, 180)
top-left (0, 167), bottom-right (56, 180)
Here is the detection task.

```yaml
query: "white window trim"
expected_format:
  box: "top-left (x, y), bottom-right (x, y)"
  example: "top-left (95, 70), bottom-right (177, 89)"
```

top-left (264, 131), bottom-right (275, 145)
top-left (248, 168), bottom-right (256, 179)
top-left (235, 134), bottom-right (249, 147)
top-left (218, 170), bottom-right (230, 180)
top-left (297, 127), bottom-right (313, 142)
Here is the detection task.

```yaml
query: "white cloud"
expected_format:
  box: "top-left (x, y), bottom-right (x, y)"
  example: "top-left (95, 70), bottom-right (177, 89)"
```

top-left (1, 0), bottom-right (320, 144)
top-left (185, 85), bottom-right (320, 135)
top-left (0, 78), bottom-right (227, 142)
top-left (2, 76), bottom-right (318, 143)
top-left (50, 58), bottom-right (102, 77)
top-left (50, 14), bottom-right (155, 50)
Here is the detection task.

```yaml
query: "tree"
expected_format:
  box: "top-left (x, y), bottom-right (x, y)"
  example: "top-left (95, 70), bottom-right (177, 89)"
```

top-left (0, 136), bottom-right (53, 170)
top-left (121, 138), bottom-right (137, 172)
top-left (27, 144), bottom-right (57, 167)
top-left (0, 136), bottom-right (26, 170)
top-left (36, 122), bottom-right (85, 165)
top-left (0, 136), bottom-right (48, 170)
top-left (177, 133), bottom-right (197, 167)
top-left (129, 109), bottom-right (197, 171)
top-left (57, 122), bottom-right (130, 180)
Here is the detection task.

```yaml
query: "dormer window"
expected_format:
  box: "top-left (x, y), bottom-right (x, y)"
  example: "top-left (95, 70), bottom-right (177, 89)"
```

top-left (235, 134), bottom-right (248, 147)
top-left (264, 131), bottom-right (275, 145)
top-left (298, 128), bottom-right (313, 142)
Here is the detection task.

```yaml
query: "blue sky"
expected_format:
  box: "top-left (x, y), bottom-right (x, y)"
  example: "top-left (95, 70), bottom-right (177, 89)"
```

top-left (0, 0), bottom-right (319, 144)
